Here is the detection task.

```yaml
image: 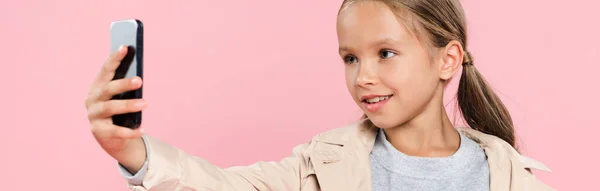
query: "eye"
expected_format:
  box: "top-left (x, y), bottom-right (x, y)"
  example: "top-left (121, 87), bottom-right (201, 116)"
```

top-left (343, 55), bottom-right (358, 65)
top-left (379, 49), bottom-right (397, 59)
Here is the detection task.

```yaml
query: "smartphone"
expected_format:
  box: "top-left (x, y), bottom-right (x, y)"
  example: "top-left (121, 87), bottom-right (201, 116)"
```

top-left (110, 19), bottom-right (144, 129)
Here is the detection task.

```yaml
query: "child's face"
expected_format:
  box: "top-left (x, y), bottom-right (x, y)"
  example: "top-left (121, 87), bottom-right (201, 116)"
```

top-left (337, 2), bottom-right (444, 128)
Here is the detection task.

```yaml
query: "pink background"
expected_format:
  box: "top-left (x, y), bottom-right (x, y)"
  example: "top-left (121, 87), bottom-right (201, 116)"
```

top-left (1, 0), bottom-right (597, 190)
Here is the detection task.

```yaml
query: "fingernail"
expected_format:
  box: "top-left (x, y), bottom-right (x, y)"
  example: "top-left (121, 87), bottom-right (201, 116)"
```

top-left (131, 77), bottom-right (140, 85)
top-left (119, 45), bottom-right (126, 52)
top-left (136, 100), bottom-right (146, 108)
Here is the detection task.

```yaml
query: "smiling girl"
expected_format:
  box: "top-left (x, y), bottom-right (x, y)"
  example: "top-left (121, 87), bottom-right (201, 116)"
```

top-left (86, 0), bottom-right (553, 190)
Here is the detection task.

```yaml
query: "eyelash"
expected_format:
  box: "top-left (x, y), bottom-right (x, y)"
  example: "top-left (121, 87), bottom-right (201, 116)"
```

top-left (343, 55), bottom-right (358, 64)
top-left (343, 49), bottom-right (397, 65)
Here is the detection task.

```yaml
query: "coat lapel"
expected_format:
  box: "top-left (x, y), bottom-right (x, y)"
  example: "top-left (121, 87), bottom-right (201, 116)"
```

top-left (310, 121), bottom-right (377, 191)
top-left (310, 140), bottom-right (351, 191)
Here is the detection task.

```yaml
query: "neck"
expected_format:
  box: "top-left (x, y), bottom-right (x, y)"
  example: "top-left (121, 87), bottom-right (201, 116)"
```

top-left (382, 91), bottom-right (460, 157)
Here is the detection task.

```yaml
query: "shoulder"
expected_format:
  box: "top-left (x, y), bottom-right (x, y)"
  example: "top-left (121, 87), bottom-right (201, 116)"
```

top-left (459, 128), bottom-right (555, 190)
top-left (288, 121), bottom-right (366, 154)
top-left (288, 120), bottom-right (376, 160)
top-left (309, 119), bottom-right (377, 146)
top-left (458, 127), bottom-right (552, 172)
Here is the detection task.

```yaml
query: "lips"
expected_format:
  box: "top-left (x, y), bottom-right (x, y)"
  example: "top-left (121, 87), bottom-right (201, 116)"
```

top-left (360, 94), bottom-right (394, 103)
top-left (360, 94), bottom-right (394, 113)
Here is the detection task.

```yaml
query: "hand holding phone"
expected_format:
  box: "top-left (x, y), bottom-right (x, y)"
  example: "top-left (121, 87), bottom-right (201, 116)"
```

top-left (84, 19), bottom-right (147, 174)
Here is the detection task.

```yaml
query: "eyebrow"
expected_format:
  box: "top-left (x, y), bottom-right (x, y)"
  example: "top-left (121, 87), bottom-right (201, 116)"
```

top-left (375, 38), bottom-right (403, 46)
top-left (338, 37), bottom-right (404, 55)
top-left (338, 46), bottom-right (352, 55)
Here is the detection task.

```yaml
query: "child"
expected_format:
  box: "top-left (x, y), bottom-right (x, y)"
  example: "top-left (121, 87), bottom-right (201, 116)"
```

top-left (85, 0), bottom-right (554, 190)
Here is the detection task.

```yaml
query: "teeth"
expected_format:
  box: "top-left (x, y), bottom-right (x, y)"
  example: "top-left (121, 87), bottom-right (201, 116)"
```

top-left (366, 95), bottom-right (391, 103)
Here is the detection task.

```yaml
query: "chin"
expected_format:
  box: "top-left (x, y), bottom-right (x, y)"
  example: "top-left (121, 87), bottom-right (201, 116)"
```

top-left (365, 114), bottom-right (404, 129)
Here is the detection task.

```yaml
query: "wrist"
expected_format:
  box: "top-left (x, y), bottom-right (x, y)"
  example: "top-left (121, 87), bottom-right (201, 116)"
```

top-left (113, 137), bottom-right (147, 174)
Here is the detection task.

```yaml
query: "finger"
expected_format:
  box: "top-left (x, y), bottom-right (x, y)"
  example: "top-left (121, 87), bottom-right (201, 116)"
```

top-left (91, 121), bottom-right (144, 139)
top-left (86, 86), bottom-right (105, 109)
top-left (93, 45), bottom-right (128, 85)
top-left (86, 85), bottom-right (110, 109)
top-left (87, 99), bottom-right (147, 119)
top-left (102, 77), bottom-right (143, 101)
top-left (85, 77), bottom-right (142, 108)
top-left (113, 126), bottom-right (145, 139)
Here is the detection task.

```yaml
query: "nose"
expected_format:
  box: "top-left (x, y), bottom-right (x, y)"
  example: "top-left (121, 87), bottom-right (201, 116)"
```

top-left (355, 61), bottom-right (378, 88)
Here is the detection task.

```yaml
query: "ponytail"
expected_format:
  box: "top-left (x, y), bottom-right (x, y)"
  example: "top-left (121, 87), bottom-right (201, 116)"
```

top-left (457, 52), bottom-right (517, 149)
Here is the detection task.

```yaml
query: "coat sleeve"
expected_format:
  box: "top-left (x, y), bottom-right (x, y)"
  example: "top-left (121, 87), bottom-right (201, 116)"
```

top-left (125, 135), bottom-right (312, 191)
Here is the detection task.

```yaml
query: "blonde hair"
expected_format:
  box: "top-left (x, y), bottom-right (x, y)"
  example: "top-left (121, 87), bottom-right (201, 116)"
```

top-left (340, 0), bottom-right (517, 149)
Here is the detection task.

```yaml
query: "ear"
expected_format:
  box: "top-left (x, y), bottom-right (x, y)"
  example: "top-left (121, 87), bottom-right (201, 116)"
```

top-left (438, 40), bottom-right (464, 80)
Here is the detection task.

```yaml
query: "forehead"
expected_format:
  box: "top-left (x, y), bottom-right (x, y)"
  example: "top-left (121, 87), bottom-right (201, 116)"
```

top-left (336, 2), bottom-right (415, 47)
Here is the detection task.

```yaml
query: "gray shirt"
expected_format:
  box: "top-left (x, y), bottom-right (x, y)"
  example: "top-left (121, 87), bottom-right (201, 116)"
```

top-left (370, 129), bottom-right (490, 191)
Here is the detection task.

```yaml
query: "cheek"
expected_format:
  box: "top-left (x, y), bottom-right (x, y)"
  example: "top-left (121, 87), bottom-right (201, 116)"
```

top-left (380, 60), bottom-right (424, 90)
top-left (344, 67), bottom-right (358, 98)
top-left (381, 58), bottom-right (437, 102)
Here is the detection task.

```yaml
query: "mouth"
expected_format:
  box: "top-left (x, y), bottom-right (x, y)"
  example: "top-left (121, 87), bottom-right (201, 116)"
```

top-left (361, 94), bottom-right (394, 112)
top-left (361, 94), bottom-right (394, 104)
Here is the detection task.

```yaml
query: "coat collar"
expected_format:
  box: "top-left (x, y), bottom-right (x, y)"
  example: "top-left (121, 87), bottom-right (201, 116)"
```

top-left (310, 119), bottom-right (551, 191)
top-left (309, 120), bottom-right (374, 191)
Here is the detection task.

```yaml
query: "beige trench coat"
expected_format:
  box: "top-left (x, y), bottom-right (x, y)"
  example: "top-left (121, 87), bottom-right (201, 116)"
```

top-left (125, 120), bottom-right (554, 191)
